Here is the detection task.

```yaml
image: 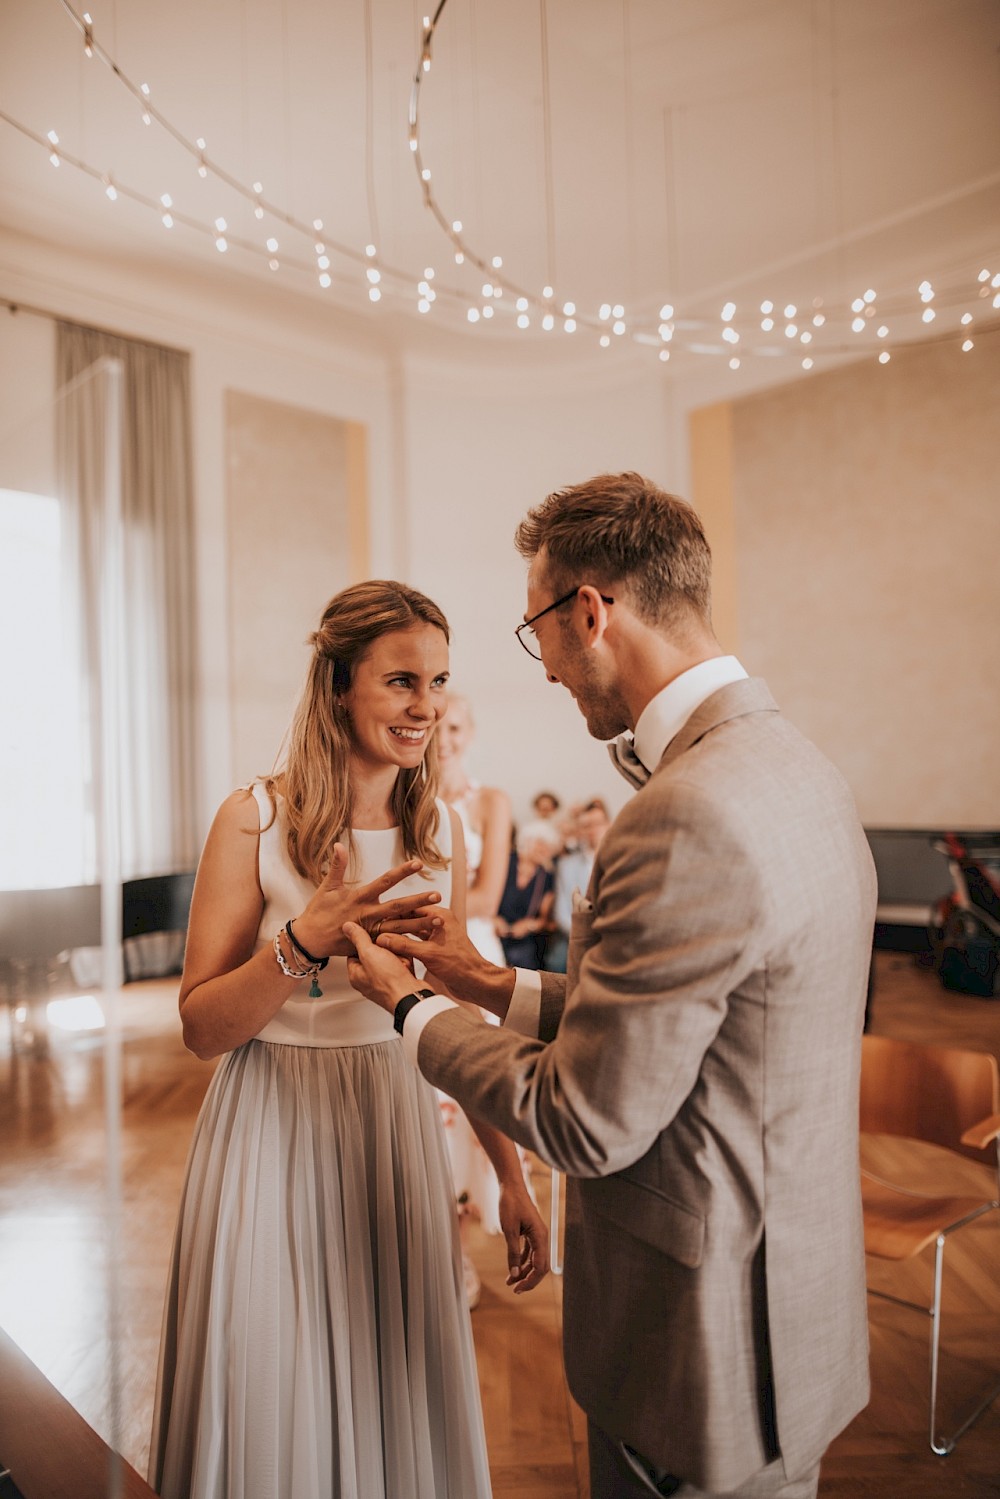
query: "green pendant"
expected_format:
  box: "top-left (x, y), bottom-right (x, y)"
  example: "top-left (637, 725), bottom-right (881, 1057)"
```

top-left (309, 975), bottom-right (323, 999)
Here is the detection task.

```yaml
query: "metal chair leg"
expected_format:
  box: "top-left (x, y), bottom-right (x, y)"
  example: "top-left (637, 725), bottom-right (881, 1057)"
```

top-left (549, 1167), bottom-right (563, 1276)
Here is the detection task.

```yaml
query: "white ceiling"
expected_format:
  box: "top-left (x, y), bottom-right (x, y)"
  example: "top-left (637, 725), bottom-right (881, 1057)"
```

top-left (1, 0), bottom-right (998, 373)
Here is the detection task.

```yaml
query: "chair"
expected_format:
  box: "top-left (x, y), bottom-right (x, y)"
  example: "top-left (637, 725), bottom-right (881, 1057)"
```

top-left (860, 1033), bottom-right (1000, 1454)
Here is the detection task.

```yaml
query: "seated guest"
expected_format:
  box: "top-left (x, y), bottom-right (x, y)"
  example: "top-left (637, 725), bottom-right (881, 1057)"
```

top-left (544, 799), bottom-right (611, 973)
top-left (496, 834), bottom-right (554, 969)
top-left (518, 790), bottom-right (565, 860)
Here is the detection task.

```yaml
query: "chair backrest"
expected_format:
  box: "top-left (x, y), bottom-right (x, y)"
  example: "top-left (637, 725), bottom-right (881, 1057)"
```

top-left (860, 1033), bottom-right (1000, 1166)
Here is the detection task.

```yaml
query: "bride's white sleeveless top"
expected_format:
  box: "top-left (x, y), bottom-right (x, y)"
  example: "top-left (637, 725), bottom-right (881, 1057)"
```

top-left (249, 782), bottom-right (452, 1048)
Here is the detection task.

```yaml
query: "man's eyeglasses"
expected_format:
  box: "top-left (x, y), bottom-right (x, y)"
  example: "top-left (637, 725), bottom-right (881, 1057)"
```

top-left (515, 587), bottom-right (614, 660)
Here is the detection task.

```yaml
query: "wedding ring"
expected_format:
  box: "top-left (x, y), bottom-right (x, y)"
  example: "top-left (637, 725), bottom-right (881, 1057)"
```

top-left (371, 920), bottom-right (383, 940)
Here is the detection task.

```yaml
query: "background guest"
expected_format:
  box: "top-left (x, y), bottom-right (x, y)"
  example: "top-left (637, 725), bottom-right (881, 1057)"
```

top-left (518, 790), bottom-right (565, 862)
top-left (496, 834), bottom-right (554, 970)
top-left (543, 799), bottom-right (611, 973)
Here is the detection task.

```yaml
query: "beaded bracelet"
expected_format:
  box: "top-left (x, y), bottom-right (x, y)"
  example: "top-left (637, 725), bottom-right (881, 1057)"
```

top-left (273, 930), bottom-right (324, 998)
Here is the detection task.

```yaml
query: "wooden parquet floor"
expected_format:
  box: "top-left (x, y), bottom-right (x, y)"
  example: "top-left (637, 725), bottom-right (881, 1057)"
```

top-left (1, 950), bottom-right (998, 1495)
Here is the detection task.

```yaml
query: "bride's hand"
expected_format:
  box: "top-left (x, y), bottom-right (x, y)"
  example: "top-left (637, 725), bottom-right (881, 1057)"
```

top-left (292, 845), bottom-right (443, 960)
top-left (374, 905), bottom-right (494, 998)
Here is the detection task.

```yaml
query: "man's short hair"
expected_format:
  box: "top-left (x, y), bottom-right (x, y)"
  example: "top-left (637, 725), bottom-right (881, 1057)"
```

top-left (514, 472), bottom-right (712, 630)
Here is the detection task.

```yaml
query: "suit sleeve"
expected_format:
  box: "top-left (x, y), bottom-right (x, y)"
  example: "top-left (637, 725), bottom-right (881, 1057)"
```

top-left (416, 778), bottom-right (764, 1177)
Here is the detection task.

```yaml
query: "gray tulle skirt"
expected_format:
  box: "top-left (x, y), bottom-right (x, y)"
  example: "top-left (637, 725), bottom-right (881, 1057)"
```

top-left (149, 1037), bottom-right (492, 1499)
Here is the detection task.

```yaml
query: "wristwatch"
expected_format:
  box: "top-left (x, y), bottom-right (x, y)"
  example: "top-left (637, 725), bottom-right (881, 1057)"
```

top-left (393, 987), bottom-right (435, 1034)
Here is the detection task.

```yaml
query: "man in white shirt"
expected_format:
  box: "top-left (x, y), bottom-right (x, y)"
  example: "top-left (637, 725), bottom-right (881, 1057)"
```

top-left (544, 800), bottom-right (611, 973)
top-left (345, 472), bottom-right (875, 1499)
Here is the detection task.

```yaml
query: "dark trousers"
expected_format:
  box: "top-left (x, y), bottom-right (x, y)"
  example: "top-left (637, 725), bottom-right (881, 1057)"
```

top-left (587, 1421), bottom-right (821, 1499)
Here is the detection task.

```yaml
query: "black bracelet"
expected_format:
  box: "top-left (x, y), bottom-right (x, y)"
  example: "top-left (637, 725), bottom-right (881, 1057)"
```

top-left (393, 988), bottom-right (435, 1035)
top-left (286, 919), bottom-right (329, 970)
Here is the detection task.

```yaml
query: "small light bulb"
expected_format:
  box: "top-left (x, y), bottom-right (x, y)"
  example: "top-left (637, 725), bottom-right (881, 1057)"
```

top-left (543, 286), bottom-right (554, 300)
top-left (961, 312), bottom-right (973, 325)
top-left (313, 218), bottom-right (323, 231)
top-left (215, 236), bottom-right (227, 252)
top-left (922, 307), bottom-right (935, 322)
top-left (421, 168), bottom-right (431, 181)
top-left (424, 267), bottom-right (435, 280)
top-left (761, 317), bottom-right (774, 332)
top-left (452, 221), bottom-right (462, 233)
top-left (660, 303), bottom-right (674, 320)
top-left (659, 324), bottom-right (673, 341)
top-left (47, 129), bottom-right (59, 145)
top-left (962, 338), bottom-right (973, 351)
top-left (315, 242), bottom-right (325, 254)
top-left (492, 256), bottom-right (503, 269)
top-left (106, 182), bottom-right (117, 200)
top-left (977, 268), bottom-right (990, 282)
top-left (851, 317), bottom-right (865, 332)
top-left (366, 268), bottom-right (381, 284)
top-left (216, 217), bottom-right (227, 232)
top-left (516, 297), bottom-right (528, 312)
top-left (812, 313), bottom-right (825, 327)
top-left (659, 349), bottom-right (670, 362)
top-left (161, 212), bottom-right (173, 228)
top-left (863, 288), bottom-right (876, 303)
top-left (142, 110), bottom-right (152, 126)
top-left (802, 357), bottom-right (814, 370)
top-left (564, 318), bottom-right (576, 333)
top-left (784, 304), bottom-right (796, 318)
top-left (198, 161), bottom-right (207, 179)
top-left (993, 292), bottom-right (1000, 308)
top-left (992, 273), bottom-right (1000, 288)
top-left (49, 152), bottom-right (59, 167)
top-left (786, 323), bottom-right (798, 337)
top-left (517, 314), bottom-right (530, 329)
top-left (318, 256), bottom-right (330, 270)
top-left (455, 251), bottom-right (464, 264)
top-left (599, 334), bottom-right (610, 347)
top-left (369, 287), bottom-right (381, 302)
top-left (729, 357), bottom-right (740, 370)
top-left (482, 283), bottom-right (493, 298)
top-left (721, 301), bottom-right (736, 321)
top-left (141, 83), bottom-right (150, 96)
top-left (254, 206), bottom-right (264, 219)
top-left (851, 298), bottom-right (865, 313)
top-left (269, 258), bottom-right (279, 271)
top-left (266, 237), bottom-right (278, 252)
top-left (563, 301), bottom-right (576, 316)
top-left (613, 319), bottom-right (626, 335)
top-left (196, 138), bottom-right (206, 150)
top-left (542, 313), bottom-right (555, 330)
top-left (418, 298), bottom-right (431, 313)
top-left (409, 135), bottom-right (418, 152)
top-left (878, 351), bottom-right (890, 364)
top-left (612, 303), bottom-right (624, 318)
top-left (468, 308), bottom-right (480, 323)
top-left (319, 273), bottom-right (332, 288)
top-left (254, 182), bottom-right (264, 194)
top-left (482, 304), bottom-right (494, 319)
top-left (161, 192), bottom-right (172, 207)
top-left (800, 330), bottom-right (812, 344)
top-left (366, 244), bottom-right (377, 257)
top-left (599, 304), bottom-right (611, 320)
top-left (760, 300), bottom-right (773, 314)
top-left (877, 325), bottom-right (889, 337)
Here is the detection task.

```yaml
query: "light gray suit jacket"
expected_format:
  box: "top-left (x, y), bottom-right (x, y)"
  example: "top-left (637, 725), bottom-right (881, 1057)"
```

top-left (419, 678), bottom-right (876, 1490)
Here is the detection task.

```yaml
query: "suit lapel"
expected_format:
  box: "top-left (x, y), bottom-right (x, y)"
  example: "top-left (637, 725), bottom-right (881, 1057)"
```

top-left (654, 676), bottom-right (779, 774)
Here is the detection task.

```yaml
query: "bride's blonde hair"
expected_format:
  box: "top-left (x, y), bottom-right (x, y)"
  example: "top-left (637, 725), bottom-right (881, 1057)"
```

top-left (265, 580), bottom-right (450, 883)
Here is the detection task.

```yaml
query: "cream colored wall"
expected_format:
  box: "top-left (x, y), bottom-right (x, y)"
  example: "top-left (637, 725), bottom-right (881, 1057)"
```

top-left (225, 393), bottom-right (370, 785)
top-left (725, 327), bottom-right (1000, 827)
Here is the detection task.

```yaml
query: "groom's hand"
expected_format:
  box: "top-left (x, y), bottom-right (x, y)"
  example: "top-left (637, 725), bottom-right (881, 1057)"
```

top-left (343, 921), bottom-right (418, 1013)
top-left (375, 906), bottom-right (514, 1018)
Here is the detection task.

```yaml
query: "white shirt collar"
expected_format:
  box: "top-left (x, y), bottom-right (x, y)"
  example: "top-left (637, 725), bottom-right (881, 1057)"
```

top-left (632, 656), bottom-right (748, 773)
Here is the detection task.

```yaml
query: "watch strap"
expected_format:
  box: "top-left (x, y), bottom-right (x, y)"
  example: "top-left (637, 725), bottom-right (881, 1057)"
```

top-left (393, 988), bottom-right (435, 1034)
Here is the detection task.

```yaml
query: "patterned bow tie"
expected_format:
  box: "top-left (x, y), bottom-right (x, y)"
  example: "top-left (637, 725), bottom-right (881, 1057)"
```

top-left (608, 734), bottom-right (650, 788)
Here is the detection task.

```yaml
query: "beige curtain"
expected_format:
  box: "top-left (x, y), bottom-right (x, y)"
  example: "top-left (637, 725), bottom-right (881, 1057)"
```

top-left (56, 321), bottom-right (198, 883)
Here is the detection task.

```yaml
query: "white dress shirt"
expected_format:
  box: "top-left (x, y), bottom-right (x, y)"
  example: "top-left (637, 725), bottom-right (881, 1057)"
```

top-left (402, 655), bottom-right (749, 1061)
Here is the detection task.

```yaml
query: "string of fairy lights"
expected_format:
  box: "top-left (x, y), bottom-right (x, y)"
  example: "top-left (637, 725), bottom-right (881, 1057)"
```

top-left (2, 0), bottom-right (997, 369)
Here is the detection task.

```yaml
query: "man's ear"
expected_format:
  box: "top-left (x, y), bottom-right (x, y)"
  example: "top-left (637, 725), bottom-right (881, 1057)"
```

top-left (577, 584), bottom-right (612, 645)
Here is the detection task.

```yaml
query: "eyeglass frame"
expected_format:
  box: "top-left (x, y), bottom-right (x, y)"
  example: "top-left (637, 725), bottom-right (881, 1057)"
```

top-left (515, 586), bottom-right (615, 660)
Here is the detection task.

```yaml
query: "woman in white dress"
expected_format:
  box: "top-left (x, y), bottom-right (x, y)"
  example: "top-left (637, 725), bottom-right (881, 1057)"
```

top-left (434, 695), bottom-right (521, 1304)
top-left (149, 581), bottom-right (547, 1499)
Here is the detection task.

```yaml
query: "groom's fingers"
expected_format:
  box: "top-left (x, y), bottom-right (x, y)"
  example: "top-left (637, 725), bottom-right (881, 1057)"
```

top-left (376, 932), bottom-right (430, 961)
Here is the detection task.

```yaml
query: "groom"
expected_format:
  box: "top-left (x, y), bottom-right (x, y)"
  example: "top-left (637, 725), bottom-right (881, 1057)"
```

top-left (346, 472), bottom-right (876, 1498)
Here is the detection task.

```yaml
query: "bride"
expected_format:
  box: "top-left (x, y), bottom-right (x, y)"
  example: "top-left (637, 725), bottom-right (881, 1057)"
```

top-left (149, 581), bottom-right (547, 1499)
